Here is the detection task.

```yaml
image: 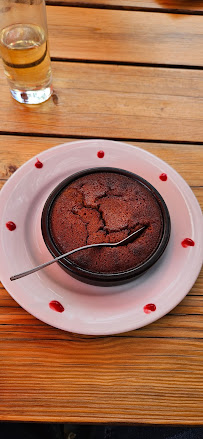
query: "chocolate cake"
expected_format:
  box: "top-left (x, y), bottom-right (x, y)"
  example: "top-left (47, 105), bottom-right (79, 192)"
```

top-left (49, 171), bottom-right (163, 273)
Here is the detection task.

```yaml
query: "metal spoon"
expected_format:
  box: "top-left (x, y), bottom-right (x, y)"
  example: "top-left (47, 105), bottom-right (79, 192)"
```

top-left (10, 226), bottom-right (146, 281)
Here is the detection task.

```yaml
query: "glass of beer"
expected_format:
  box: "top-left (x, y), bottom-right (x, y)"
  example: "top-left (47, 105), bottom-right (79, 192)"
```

top-left (0, 0), bottom-right (53, 104)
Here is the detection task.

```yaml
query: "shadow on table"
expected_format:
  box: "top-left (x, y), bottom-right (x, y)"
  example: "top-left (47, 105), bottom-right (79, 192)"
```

top-left (0, 423), bottom-right (203, 439)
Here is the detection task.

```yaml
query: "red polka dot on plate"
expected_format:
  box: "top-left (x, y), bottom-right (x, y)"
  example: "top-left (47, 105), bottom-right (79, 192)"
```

top-left (159, 173), bottom-right (167, 181)
top-left (144, 304), bottom-right (156, 314)
top-left (181, 238), bottom-right (195, 248)
top-left (6, 221), bottom-right (16, 231)
top-left (35, 158), bottom-right (43, 168)
top-left (49, 300), bottom-right (64, 313)
top-left (97, 150), bottom-right (105, 158)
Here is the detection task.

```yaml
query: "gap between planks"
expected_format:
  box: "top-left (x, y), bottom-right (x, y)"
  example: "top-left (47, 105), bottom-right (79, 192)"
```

top-left (45, 0), bottom-right (203, 16)
top-left (51, 58), bottom-right (203, 71)
top-left (0, 132), bottom-right (203, 145)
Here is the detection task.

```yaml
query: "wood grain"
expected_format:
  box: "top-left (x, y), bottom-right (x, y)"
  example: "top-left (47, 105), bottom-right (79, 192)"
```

top-left (44, 6), bottom-right (203, 65)
top-left (0, 136), bottom-right (203, 186)
top-left (1, 274), bottom-right (203, 338)
top-left (0, 292), bottom-right (203, 322)
top-left (1, 62), bottom-right (203, 141)
top-left (47, 0), bottom-right (203, 13)
top-left (0, 4), bottom-right (203, 424)
top-left (0, 338), bottom-right (203, 423)
top-left (0, 315), bottom-right (203, 339)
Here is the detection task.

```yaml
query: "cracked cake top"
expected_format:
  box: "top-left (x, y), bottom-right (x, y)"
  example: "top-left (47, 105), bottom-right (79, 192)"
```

top-left (50, 171), bottom-right (163, 273)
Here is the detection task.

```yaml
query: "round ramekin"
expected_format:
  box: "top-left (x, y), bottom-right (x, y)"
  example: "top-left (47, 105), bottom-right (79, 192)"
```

top-left (41, 167), bottom-right (171, 286)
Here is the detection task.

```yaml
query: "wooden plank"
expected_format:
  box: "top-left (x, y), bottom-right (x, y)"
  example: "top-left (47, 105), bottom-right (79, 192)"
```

top-left (1, 62), bottom-right (203, 141)
top-left (0, 294), bottom-right (203, 330)
top-left (0, 314), bottom-right (203, 339)
top-left (0, 136), bottom-right (203, 186)
top-left (43, 6), bottom-right (203, 65)
top-left (0, 338), bottom-right (203, 423)
top-left (0, 294), bottom-right (202, 320)
top-left (47, 0), bottom-right (203, 13)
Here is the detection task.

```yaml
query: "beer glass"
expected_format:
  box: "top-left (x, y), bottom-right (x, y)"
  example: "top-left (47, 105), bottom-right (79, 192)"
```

top-left (0, 0), bottom-right (53, 104)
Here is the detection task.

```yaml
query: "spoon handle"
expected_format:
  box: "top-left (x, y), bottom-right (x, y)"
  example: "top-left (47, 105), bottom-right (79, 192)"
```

top-left (10, 226), bottom-right (146, 281)
top-left (10, 243), bottom-right (110, 281)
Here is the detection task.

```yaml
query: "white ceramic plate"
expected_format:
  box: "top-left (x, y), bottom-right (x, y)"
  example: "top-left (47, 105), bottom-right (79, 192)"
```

top-left (0, 139), bottom-right (202, 335)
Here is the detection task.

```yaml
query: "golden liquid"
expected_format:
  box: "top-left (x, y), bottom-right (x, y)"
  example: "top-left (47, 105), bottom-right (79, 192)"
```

top-left (0, 24), bottom-right (52, 90)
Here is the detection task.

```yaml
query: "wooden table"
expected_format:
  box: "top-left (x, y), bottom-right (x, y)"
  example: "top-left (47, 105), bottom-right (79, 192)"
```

top-left (0, 0), bottom-right (203, 426)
